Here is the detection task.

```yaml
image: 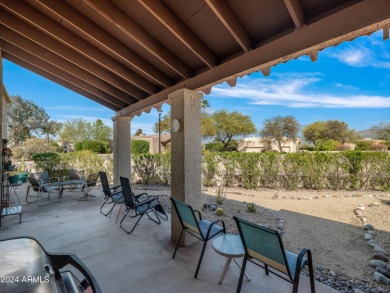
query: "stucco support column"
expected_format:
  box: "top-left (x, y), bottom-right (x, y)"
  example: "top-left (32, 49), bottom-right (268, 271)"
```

top-left (112, 115), bottom-right (131, 185)
top-left (169, 88), bottom-right (202, 245)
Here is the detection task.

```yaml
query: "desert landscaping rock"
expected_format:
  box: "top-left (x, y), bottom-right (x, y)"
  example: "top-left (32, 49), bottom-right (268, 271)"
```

top-left (373, 253), bottom-right (390, 262)
top-left (377, 266), bottom-right (390, 279)
top-left (374, 272), bottom-right (390, 285)
top-left (363, 223), bottom-right (374, 231)
top-left (364, 233), bottom-right (372, 240)
top-left (354, 208), bottom-right (364, 217)
top-left (374, 246), bottom-right (389, 256)
top-left (368, 240), bottom-right (378, 247)
top-left (369, 260), bottom-right (387, 268)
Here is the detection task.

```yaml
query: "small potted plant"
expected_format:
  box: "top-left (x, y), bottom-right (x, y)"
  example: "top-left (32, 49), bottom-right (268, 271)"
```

top-left (8, 171), bottom-right (19, 184)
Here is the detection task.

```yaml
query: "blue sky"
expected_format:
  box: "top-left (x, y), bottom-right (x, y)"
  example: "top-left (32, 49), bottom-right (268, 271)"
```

top-left (3, 31), bottom-right (390, 136)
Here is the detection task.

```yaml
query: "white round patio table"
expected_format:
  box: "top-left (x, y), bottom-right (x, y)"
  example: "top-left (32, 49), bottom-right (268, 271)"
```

top-left (212, 234), bottom-right (250, 284)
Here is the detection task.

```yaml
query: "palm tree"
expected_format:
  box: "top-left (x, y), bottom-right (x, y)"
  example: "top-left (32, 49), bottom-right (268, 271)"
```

top-left (201, 98), bottom-right (210, 109)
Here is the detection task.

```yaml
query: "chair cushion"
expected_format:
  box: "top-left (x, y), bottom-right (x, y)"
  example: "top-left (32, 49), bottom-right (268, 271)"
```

top-left (285, 250), bottom-right (307, 280)
top-left (111, 193), bottom-right (124, 203)
top-left (198, 220), bottom-right (224, 240)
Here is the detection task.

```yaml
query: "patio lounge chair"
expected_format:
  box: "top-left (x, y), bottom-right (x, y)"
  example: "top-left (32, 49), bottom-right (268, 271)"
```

top-left (60, 169), bottom-right (85, 194)
top-left (99, 171), bottom-right (123, 217)
top-left (25, 172), bottom-right (61, 206)
top-left (233, 216), bottom-right (315, 293)
top-left (119, 176), bottom-right (161, 234)
top-left (170, 198), bottom-right (226, 279)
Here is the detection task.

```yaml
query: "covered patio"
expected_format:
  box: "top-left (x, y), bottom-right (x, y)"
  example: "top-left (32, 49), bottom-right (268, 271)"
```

top-left (0, 186), bottom-right (337, 292)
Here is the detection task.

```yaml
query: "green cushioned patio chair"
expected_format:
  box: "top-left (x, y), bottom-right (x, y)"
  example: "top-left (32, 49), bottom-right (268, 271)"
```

top-left (233, 216), bottom-right (315, 293)
top-left (170, 197), bottom-right (226, 279)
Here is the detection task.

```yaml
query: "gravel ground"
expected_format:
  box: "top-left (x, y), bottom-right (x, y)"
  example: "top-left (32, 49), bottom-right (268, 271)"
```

top-left (135, 185), bottom-right (390, 293)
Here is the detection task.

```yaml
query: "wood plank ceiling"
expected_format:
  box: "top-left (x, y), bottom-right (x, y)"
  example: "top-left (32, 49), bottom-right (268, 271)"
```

top-left (0, 0), bottom-right (389, 116)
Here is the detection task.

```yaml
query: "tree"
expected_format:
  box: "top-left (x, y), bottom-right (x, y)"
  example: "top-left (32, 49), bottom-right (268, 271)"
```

top-left (302, 120), bottom-right (356, 145)
top-left (153, 113), bottom-right (171, 134)
top-left (302, 121), bottom-right (326, 145)
top-left (40, 120), bottom-right (63, 143)
top-left (134, 128), bottom-right (143, 136)
top-left (371, 122), bottom-right (390, 140)
top-left (7, 95), bottom-right (59, 145)
top-left (131, 140), bottom-right (150, 154)
top-left (260, 115), bottom-right (300, 152)
top-left (206, 110), bottom-right (256, 151)
top-left (201, 98), bottom-right (210, 110)
top-left (60, 118), bottom-right (112, 142)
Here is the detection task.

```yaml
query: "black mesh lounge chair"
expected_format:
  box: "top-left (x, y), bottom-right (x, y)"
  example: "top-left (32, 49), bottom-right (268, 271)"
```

top-left (233, 216), bottom-right (315, 293)
top-left (99, 171), bottom-right (123, 217)
top-left (25, 172), bottom-right (61, 206)
top-left (119, 176), bottom-right (162, 234)
top-left (170, 198), bottom-right (226, 279)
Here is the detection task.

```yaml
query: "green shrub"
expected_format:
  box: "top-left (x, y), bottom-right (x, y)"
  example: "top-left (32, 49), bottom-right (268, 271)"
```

top-left (205, 141), bottom-right (224, 152)
top-left (155, 152), bottom-right (171, 186)
top-left (132, 153), bottom-right (157, 184)
top-left (131, 140), bottom-right (150, 154)
top-left (216, 186), bottom-right (225, 204)
top-left (62, 150), bottom-right (106, 178)
top-left (202, 151), bottom-right (219, 186)
top-left (215, 208), bottom-right (224, 216)
top-left (315, 139), bottom-right (337, 151)
top-left (12, 138), bottom-right (58, 160)
top-left (74, 140), bottom-right (109, 153)
top-left (355, 140), bottom-right (373, 151)
top-left (32, 152), bottom-right (63, 177)
top-left (300, 144), bottom-right (315, 151)
top-left (246, 203), bottom-right (257, 213)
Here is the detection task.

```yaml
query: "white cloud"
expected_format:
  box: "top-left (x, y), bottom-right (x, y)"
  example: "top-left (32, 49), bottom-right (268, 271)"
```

top-left (211, 75), bottom-right (390, 108)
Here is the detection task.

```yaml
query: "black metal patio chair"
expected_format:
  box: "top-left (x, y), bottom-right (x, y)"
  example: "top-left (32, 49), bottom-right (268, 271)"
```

top-left (119, 176), bottom-right (162, 234)
top-left (170, 197), bottom-right (226, 279)
top-left (99, 171), bottom-right (123, 217)
top-left (233, 216), bottom-right (315, 293)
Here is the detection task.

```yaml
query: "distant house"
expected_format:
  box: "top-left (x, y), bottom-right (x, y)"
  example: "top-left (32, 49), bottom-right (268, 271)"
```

top-left (131, 134), bottom-right (171, 154)
top-left (238, 137), bottom-right (301, 153)
top-left (1, 83), bottom-right (10, 140)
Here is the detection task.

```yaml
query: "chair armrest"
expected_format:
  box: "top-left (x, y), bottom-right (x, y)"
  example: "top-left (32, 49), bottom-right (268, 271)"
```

top-left (110, 184), bottom-right (121, 191)
top-left (205, 219), bottom-right (226, 239)
top-left (193, 210), bottom-right (202, 221)
top-left (134, 197), bottom-right (158, 208)
top-left (133, 192), bottom-right (149, 199)
top-left (294, 248), bottom-right (312, 281)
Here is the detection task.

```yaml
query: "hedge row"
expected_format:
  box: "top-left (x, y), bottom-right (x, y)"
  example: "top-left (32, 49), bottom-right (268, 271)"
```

top-left (201, 151), bottom-right (390, 190)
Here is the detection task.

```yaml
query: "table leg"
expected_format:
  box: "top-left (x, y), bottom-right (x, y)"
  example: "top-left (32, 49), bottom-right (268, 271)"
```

top-left (233, 258), bottom-right (250, 281)
top-left (219, 257), bottom-right (232, 284)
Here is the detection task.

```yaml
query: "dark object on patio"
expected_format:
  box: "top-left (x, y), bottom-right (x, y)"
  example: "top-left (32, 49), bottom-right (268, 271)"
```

top-left (0, 236), bottom-right (101, 293)
top-left (119, 176), bottom-right (162, 234)
top-left (99, 171), bottom-right (123, 217)
top-left (26, 172), bottom-right (61, 206)
top-left (78, 173), bottom-right (100, 201)
top-left (233, 216), bottom-right (315, 293)
top-left (170, 198), bottom-right (226, 279)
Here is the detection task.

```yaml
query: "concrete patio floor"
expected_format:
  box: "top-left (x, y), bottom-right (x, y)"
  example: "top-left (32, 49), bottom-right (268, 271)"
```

top-left (0, 184), bottom-right (338, 293)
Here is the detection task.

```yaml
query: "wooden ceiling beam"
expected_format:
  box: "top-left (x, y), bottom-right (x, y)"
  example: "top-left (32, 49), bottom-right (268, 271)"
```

top-left (119, 0), bottom-right (390, 116)
top-left (29, 0), bottom-right (172, 88)
top-left (2, 42), bottom-right (128, 109)
top-left (0, 0), bottom-right (157, 94)
top-left (0, 9), bottom-right (145, 100)
top-left (283, 0), bottom-right (305, 29)
top-left (3, 53), bottom-right (120, 111)
top-left (138, 0), bottom-right (217, 68)
top-left (83, 0), bottom-right (192, 79)
top-left (205, 0), bottom-right (253, 52)
top-left (0, 26), bottom-right (137, 105)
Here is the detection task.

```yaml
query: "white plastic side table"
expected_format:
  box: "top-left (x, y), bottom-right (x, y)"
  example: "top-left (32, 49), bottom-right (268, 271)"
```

top-left (212, 234), bottom-right (250, 284)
